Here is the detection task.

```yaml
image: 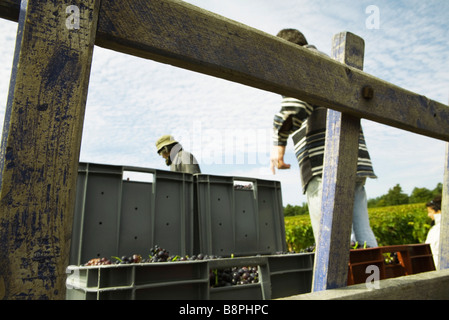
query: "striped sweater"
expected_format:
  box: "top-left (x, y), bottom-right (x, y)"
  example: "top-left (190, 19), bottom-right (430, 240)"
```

top-left (273, 97), bottom-right (377, 193)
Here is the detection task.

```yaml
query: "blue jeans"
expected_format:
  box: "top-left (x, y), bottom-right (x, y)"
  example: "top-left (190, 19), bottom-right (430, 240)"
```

top-left (306, 176), bottom-right (378, 248)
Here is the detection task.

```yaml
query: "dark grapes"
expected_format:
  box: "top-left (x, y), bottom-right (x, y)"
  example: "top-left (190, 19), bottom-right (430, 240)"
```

top-left (84, 257), bottom-right (112, 266)
top-left (210, 266), bottom-right (259, 288)
top-left (83, 246), bottom-right (260, 288)
top-left (150, 246), bottom-right (170, 262)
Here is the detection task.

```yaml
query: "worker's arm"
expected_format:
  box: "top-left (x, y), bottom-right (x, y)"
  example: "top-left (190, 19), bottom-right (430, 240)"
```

top-left (270, 145), bottom-right (291, 174)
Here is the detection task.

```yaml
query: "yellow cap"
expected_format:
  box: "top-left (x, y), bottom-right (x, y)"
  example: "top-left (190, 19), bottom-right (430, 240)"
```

top-left (155, 135), bottom-right (178, 153)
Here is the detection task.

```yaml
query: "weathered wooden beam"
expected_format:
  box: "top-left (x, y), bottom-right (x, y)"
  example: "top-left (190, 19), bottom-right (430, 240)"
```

top-left (95, 0), bottom-right (449, 143)
top-left (0, 0), bottom-right (99, 300)
top-left (440, 137), bottom-right (449, 270)
top-left (312, 32), bottom-right (364, 291)
top-left (281, 269), bottom-right (449, 300)
top-left (312, 113), bottom-right (360, 290)
top-left (0, 0), bottom-right (19, 22)
top-left (1, 0), bottom-right (448, 141)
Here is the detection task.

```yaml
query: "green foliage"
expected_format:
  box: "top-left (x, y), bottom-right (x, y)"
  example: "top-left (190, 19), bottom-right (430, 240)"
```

top-left (284, 203), bottom-right (433, 252)
top-left (409, 187), bottom-right (434, 204)
top-left (369, 203), bottom-right (432, 246)
top-left (367, 183), bottom-right (442, 208)
top-left (283, 182), bottom-right (439, 251)
top-left (283, 203), bottom-right (309, 217)
top-left (285, 184), bottom-right (441, 213)
top-left (284, 214), bottom-right (314, 251)
top-left (368, 184), bottom-right (409, 208)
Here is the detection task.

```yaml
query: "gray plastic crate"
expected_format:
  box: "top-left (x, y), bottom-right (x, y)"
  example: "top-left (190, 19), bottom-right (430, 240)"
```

top-left (209, 284), bottom-right (264, 300)
top-left (66, 257), bottom-right (268, 300)
top-left (268, 253), bottom-right (314, 299)
top-left (70, 162), bottom-right (195, 265)
top-left (195, 174), bottom-right (286, 257)
top-left (66, 261), bottom-right (209, 300)
top-left (207, 256), bottom-right (271, 300)
top-left (66, 253), bottom-right (314, 300)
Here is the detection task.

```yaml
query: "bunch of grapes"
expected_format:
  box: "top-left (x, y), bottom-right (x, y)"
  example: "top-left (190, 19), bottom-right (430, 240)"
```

top-left (210, 266), bottom-right (259, 287)
top-left (233, 266), bottom-right (259, 285)
top-left (384, 252), bottom-right (399, 265)
top-left (186, 253), bottom-right (221, 261)
top-left (84, 257), bottom-right (113, 266)
top-left (234, 184), bottom-right (253, 190)
top-left (210, 268), bottom-right (232, 287)
top-left (83, 245), bottom-right (262, 291)
top-left (148, 245), bottom-right (170, 262)
top-left (113, 254), bottom-right (143, 264)
top-left (295, 245), bottom-right (315, 253)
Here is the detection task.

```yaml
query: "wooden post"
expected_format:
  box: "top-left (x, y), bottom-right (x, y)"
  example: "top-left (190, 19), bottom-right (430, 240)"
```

top-left (312, 32), bottom-right (365, 291)
top-left (0, 0), bottom-right (99, 299)
top-left (440, 133), bottom-right (449, 270)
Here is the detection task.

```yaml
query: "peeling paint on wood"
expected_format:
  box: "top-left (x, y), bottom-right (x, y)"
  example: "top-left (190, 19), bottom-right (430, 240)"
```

top-left (0, 0), bottom-right (99, 300)
top-left (312, 32), bottom-right (365, 292)
top-left (440, 138), bottom-right (449, 270)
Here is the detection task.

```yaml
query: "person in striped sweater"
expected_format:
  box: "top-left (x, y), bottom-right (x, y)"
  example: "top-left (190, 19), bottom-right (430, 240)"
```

top-left (270, 28), bottom-right (378, 248)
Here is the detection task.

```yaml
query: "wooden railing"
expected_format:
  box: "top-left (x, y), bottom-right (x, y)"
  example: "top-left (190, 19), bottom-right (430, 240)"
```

top-left (0, 0), bottom-right (448, 299)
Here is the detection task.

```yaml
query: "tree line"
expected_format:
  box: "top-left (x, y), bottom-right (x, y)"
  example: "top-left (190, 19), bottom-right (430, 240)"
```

top-left (284, 183), bottom-right (442, 217)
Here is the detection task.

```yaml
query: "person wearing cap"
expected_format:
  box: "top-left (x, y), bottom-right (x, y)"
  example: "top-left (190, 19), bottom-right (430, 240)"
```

top-left (155, 135), bottom-right (201, 174)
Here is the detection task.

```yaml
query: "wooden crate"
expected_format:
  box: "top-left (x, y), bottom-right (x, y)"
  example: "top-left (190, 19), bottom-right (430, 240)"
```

top-left (348, 244), bottom-right (435, 286)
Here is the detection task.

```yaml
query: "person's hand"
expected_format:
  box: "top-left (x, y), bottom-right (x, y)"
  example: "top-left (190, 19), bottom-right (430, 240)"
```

top-left (270, 145), bottom-right (291, 174)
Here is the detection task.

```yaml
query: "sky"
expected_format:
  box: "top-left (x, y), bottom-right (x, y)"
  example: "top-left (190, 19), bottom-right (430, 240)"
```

top-left (0, 0), bottom-right (448, 206)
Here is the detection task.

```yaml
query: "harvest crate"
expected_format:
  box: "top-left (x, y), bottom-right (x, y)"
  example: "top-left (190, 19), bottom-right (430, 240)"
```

top-left (347, 244), bottom-right (435, 285)
top-left (66, 260), bottom-right (209, 300)
top-left (70, 162), bottom-right (195, 265)
top-left (408, 243), bottom-right (436, 274)
top-left (195, 174), bottom-right (287, 257)
top-left (267, 253), bottom-right (314, 299)
top-left (208, 256), bottom-right (271, 300)
top-left (347, 247), bottom-right (385, 285)
top-left (66, 253), bottom-right (314, 300)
